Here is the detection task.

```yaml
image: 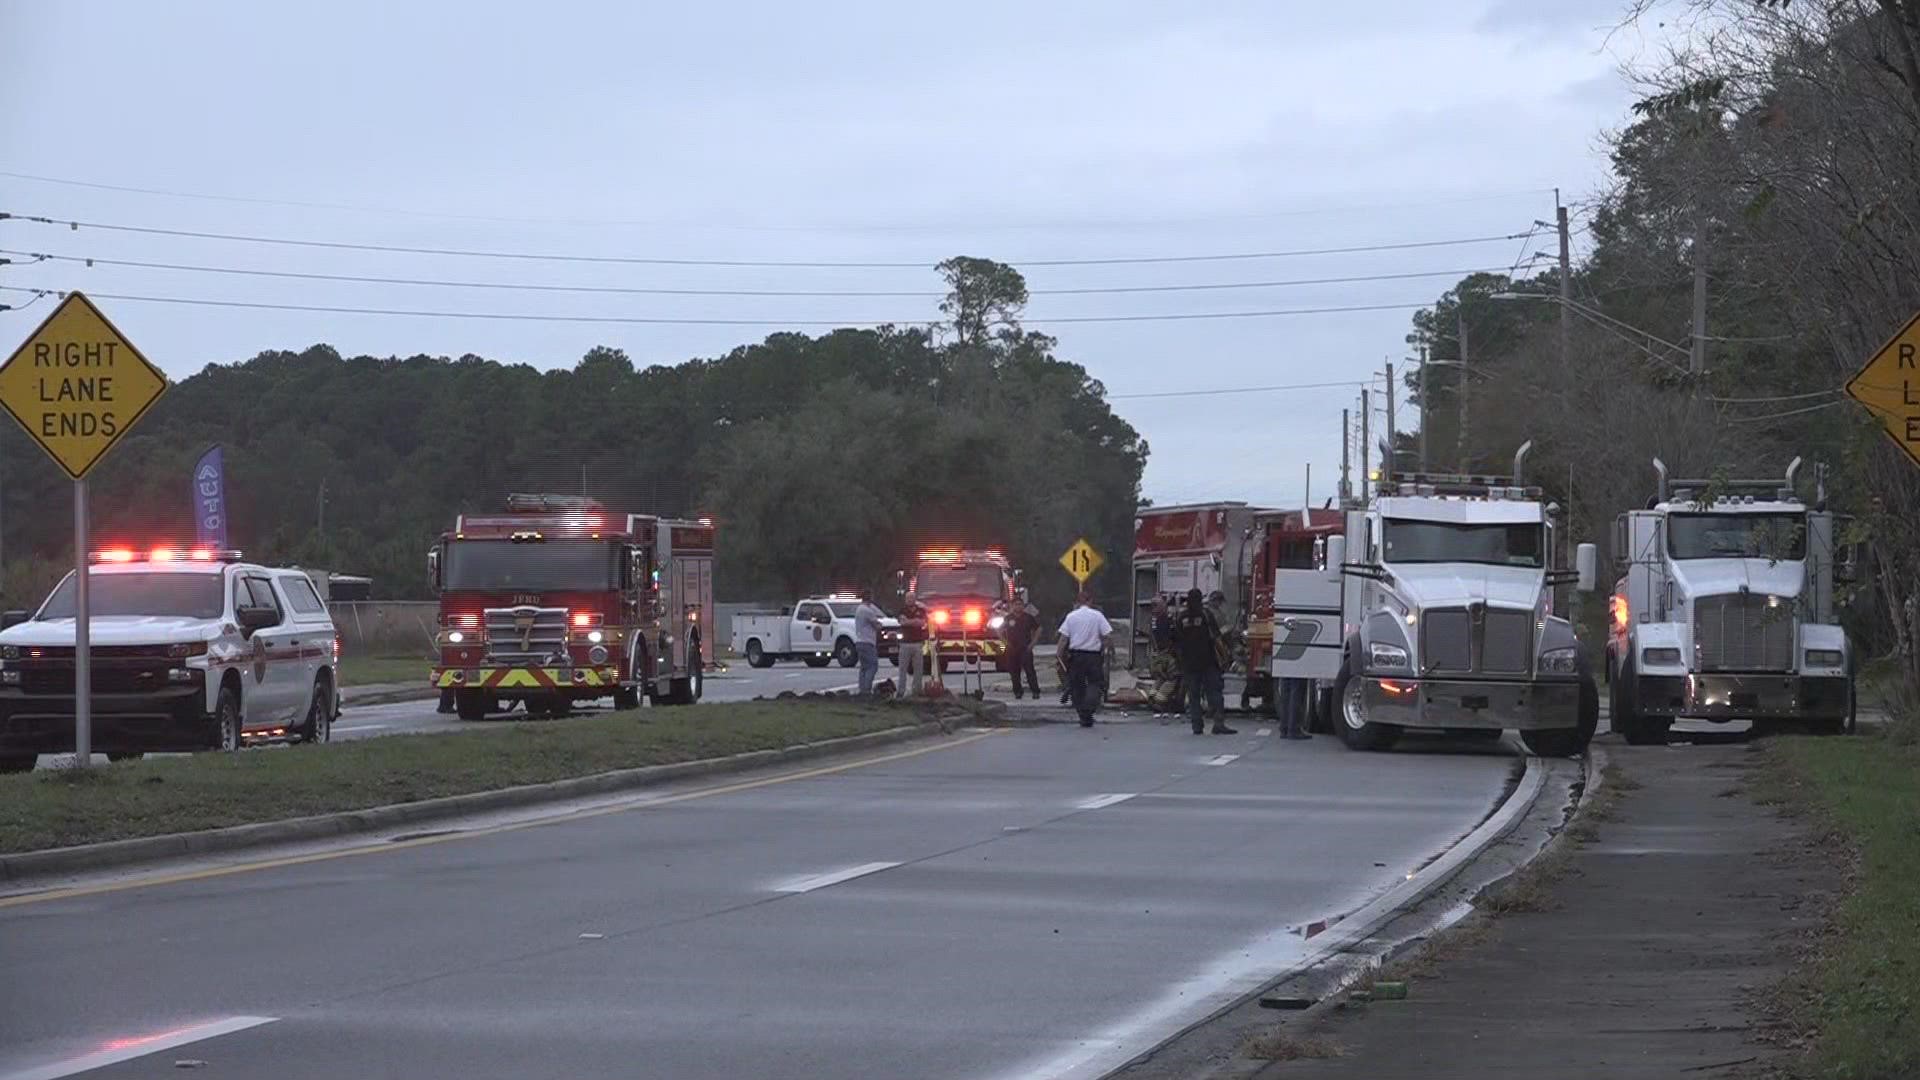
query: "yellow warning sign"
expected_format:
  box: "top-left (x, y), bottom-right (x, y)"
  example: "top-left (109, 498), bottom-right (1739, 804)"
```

top-left (0, 292), bottom-right (167, 479)
top-left (1058, 537), bottom-right (1105, 583)
top-left (1848, 310), bottom-right (1920, 470)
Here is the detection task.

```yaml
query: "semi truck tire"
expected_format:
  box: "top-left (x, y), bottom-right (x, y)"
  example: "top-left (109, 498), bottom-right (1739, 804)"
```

top-left (1333, 656), bottom-right (1400, 752)
top-left (1612, 658), bottom-right (1669, 745)
top-left (1520, 674), bottom-right (1595, 757)
top-left (455, 688), bottom-right (489, 721)
top-left (834, 637), bottom-right (857, 668)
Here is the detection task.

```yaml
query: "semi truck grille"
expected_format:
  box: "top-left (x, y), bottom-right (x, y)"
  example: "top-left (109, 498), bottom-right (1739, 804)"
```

top-left (1694, 594), bottom-right (1794, 672)
top-left (1420, 606), bottom-right (1534, 676)
top-left (483, 606), bottom-right (570, 664)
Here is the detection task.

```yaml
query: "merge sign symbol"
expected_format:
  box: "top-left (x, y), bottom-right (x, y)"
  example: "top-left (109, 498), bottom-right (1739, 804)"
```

top-left (1059, 537), bottom-right (1105, 583)
top-left (0, 291), bottom-right (168, 479)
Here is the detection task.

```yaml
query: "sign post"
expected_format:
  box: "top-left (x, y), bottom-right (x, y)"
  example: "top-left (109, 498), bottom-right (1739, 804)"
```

top-left (1847, 310), bottom-right (1920, 471)
top-left (0, 292), bottom-right (168, 766)
top-left (1058, 537), bottom-right (1106, 585)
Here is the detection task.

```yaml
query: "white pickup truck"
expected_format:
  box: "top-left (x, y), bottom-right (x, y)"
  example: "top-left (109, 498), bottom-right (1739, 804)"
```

top-left (731, 597), bottom-right (898, 669)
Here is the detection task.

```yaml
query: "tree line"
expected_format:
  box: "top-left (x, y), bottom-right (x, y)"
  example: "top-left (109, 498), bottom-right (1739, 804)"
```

top-left (0, 258), bottom-right (1147, 625)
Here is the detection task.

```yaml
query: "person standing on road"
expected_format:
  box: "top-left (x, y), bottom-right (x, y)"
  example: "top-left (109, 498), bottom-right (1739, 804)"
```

top-left (853, 590), bottom-right (886, 696)
top-left (894, 592), bottom-right (928, 698)
top-left (1056, 591), bottom-right (1113, 727)
top-left (1150, 594), bottom-right (1175, 656)
top-left (1176, 588), bottom-right (1236, 735)
top-left (1275, 617), bottom-right (1313, 740)
top-left (1002, 589), bottom-right (1042, 700)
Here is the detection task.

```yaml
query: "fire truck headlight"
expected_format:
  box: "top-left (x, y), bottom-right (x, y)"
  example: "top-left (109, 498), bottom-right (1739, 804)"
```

top-left (586, 629), bottom-right (603, 644)
top-left (447, 630), bottom-right (465, 645)
top-left (589, 645), bottom-right (609, 665)
top-left (1539, 646), bottom-right (1580, 674)
top-left (1367, 642), bottom-right (1410, 671)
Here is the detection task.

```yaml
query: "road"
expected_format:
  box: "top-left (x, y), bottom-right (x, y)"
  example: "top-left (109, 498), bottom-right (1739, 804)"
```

top-left (0, 721), bottom-right (1520, 1080)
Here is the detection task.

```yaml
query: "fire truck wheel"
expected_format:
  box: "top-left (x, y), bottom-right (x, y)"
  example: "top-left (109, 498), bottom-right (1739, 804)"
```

top-left (614, 687), bottom-right (641, 711)
top-left (804, 654), bottom-right (831, 668)
top-left (834, 638), bottom-right (857, 668)
top-left (0, 754), bottom-right (35, 774)
top-left (1333, 659), bottom-right (1400, 752)
top-left (454, 688), bottom-right (489, 721)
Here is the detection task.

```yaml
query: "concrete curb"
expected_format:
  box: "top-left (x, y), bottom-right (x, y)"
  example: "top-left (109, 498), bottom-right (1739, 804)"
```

top-left (0, 722), bottom-right (950, 885)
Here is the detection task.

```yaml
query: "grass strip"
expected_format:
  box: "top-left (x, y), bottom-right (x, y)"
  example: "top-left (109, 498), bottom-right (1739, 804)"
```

top-left (1, 701), bottom-right (908, 854)
top-left (338, 654), bottom-right (435, 687)
top-left (1770, 736), bottom-right (1920, 1080)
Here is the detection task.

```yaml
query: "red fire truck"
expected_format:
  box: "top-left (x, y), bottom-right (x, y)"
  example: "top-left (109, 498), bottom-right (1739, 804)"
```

top-left (428, 494), bottom-right (714, 719)
top-left (901, 548), bottom-right (1022, 672)
top-left (1243, 508), bottom-right (1346, 715)
top-left (1129, 503), bottom-right (1270, 671)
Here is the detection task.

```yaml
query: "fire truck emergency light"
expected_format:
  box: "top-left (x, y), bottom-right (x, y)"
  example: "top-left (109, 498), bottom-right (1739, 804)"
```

top-left (961, 608), bottom-right (984, 629)
top-left (930, 609), bottom-right (952, 626)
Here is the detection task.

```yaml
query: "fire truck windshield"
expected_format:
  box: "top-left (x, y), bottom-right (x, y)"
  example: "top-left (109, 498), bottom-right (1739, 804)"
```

top-left (916, 565), bottom-right (1005, 599)
top-left (1382, 520), bottom-right (1544, 568)
top-left (39, 572), bottom-right (225, 620)
top-left (442, 539), bottom-right (619, 592)
top-left (1666, 512), bottom-right (1807, 561)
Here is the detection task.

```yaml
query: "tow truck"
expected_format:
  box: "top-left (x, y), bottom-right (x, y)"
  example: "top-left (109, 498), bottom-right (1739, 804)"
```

top-left (428, 494), bottom-right (714, 719)
top-left (1606, 457), bottom-right (1856, 742)
top-left (1316, 444), bottom-right (1601, 755)
top-left (899, 548), bottom-right (1022, 673)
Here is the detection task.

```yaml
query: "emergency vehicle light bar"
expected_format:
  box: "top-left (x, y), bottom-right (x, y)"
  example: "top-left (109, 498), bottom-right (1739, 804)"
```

top-left (90, 547), bottom-right (242, 564)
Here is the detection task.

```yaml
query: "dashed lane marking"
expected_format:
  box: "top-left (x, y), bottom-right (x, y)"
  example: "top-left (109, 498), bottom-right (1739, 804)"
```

top-left (1, 1016), bottom-right (278, 1080)
top-left (771, 861), bottom-right (901, 894)
top-left (1075, 793), bottom-right (1137, 810)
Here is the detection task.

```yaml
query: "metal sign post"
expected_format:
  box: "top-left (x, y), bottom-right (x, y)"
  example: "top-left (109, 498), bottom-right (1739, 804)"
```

top-left (74, 478), bottom-right (89, 762)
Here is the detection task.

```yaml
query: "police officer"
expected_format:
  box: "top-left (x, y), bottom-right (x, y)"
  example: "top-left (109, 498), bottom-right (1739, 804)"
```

top-left (1176, 587), bottom-right (1236, 735)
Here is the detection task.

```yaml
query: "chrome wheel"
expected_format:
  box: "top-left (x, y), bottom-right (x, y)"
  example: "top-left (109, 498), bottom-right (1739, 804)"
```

top-left (303, 681), bottom-right (332, 744)
top-left (1342, 676), bottom-right (1368, 730)
top-left (216, 688), bottom-right (243, 752)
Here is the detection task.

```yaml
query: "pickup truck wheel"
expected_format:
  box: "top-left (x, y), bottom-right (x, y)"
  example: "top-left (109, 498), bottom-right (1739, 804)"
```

top-left (803, 654), bottom-right (831, 668)
top-left (1, 754), bottom-right (37, 773)
top-left (834, 637), bottom-right (857, 668)
top-left (1334, 660), bottom-right (1399, 751)
top-left (214, 686), bottom-right (243, 752)
top-left (299, 675), bottom-right (333, 744)
top-left (744, 639), bottom-right (772, 668)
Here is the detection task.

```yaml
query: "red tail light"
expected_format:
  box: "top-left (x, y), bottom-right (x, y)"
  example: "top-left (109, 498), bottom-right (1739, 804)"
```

top-left (97, 549), bottom-right (136, 563)
top-left (150, 547), bottom-right (177, 562)
top-left (333, 636), bottom-right (341, 662)
top-left (961, 608), bottom-right (983, 629)
top-left (445, 612), bottom-right (480, 630)
top-left (930, 609), bottom-right (952, 627)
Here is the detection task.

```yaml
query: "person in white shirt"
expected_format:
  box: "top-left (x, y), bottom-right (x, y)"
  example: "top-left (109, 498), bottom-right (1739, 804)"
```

top-left (853, 591), bottom-right (887, 695)
top-left (1055, 591), bottom-right (1114, 727)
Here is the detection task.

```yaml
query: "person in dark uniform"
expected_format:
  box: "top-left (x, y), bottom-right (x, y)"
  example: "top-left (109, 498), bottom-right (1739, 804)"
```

top-left (1175, 587), bottom-right (1235, 735)
top-left (1002, 589), bottom-right (1042, 700)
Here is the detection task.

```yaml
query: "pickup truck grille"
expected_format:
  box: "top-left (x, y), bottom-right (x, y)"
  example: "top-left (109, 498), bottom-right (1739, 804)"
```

top-left (1420, 606), bottom-right (1533, 676)
top-left (483, 606), bottom-right (570, 664)
top-left (1694, 594), bottom-right (1794, 672)
top-left (17, 658), bottom-right (181, 694)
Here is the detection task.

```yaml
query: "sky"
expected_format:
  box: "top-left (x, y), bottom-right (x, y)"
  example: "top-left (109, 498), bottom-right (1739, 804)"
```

top-left (0, 0), bottom-right (1654, 510)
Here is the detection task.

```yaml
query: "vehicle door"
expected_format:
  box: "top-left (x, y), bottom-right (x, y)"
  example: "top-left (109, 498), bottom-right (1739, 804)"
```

top-left (1271, 541), bottom-right (1345, 681)
top-left (276, 573), bottom-right (334, 706)
top-left (236, 574), bottom-right (300, 727)
top-left (793, 602), bottom-right (832, 657)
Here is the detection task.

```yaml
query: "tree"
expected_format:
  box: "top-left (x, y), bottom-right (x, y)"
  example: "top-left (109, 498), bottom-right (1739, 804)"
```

top-left (937, 256), bottom-right (1030, 347)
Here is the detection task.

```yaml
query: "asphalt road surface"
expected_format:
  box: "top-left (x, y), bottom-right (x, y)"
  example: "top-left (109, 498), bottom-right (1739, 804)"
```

top-left (0, 722), bottom-right (1520, 1080)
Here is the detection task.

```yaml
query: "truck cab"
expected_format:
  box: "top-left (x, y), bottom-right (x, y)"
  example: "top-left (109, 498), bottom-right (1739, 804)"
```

top-left (1326, 444), bottom-right (1600, 756)
top-left (1607, 457), bottom-right (1855, 742)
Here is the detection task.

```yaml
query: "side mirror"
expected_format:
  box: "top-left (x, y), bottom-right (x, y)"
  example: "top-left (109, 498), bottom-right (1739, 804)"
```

top-left (426, 548), bottom-right (441, 594)
top-left (236, 605), bottom-right (278, 634)
top-left (1611, 515), bottom-right (1629, 573)
top-left (1325, 536), bottom-right (1347, 584)
top-left (1576, 543), bottom-right (1598, 593)
top-left (1, 610), bottom-right (28, 630)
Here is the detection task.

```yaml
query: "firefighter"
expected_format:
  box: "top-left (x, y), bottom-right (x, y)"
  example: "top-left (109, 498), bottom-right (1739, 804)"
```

top-left (1056, 590), bottom-right (1113, 727)
top-left (1002, 589), bottom-right (1042, 699)
top-left (1176, 588), bottom-right (1235, 735)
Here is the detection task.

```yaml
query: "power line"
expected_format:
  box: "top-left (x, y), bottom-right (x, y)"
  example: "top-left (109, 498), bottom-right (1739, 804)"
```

top-left (0, 249), bottom-right (1512, 299)
top-left (1723, 399), bottom-right (1847, 423)
top-left (0, 284), bottom-right (1431, 327)
top-left (0, 169), bottom-right (1558, 231)
top-left (0, 211), bottom-right (1532, 269)
top-left (1108, 378), bottom-right (1365, 400)
top-left (1706, 388), bottom-right (1840, 404)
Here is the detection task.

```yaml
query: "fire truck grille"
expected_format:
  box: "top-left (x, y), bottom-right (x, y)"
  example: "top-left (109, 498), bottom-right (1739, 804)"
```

top-left (1420, 607), bottom-right (1533, 676)
top-left (483, 606), bottom-right (570, 664)
top-left (1694, 594), bottom-right (1794, 672)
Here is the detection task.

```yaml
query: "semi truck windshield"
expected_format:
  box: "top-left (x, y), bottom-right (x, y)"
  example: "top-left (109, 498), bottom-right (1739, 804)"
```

top-left (1382, 521), bottom-right (1545, 567)
top-left (442, 540), bottom-right (619, 591)
top-left (1666, 513), bottom-right (1807, 560)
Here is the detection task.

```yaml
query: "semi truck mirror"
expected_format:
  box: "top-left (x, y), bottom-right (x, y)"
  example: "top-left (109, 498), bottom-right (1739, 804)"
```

top-left (1325, 536), bottom-right (1347, 583)
top-left (1612, 515), bottom-right (1628, 572)
top-left (1576, 543), bottom-right (1598, 593)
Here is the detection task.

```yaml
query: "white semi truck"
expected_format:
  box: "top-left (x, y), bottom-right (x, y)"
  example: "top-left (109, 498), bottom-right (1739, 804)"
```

top-left (1316, 443), bottom-right (1601, 756)
top-left (1605, 457), bottom-right (1856, 743)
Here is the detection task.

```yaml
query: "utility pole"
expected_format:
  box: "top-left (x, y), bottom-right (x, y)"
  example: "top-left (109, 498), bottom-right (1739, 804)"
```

top-left (1456, 312), bottom-right (1470, 473)
top-left (1417, 341), bottom-right (1430, 473)
top-left (1557, 195), bottom-right (1572, 373)
top-left (1384, 360), bottom-right (1396, 480)
top-left (1360, 388), bottom-right (1372, 503)
top-left (1340, 408), bottom-right (1352, 504)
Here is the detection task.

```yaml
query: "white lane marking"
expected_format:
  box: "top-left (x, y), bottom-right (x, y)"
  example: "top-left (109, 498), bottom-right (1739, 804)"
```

top-left (825, 683), bottom-right (860, 693)
top-left (1205, 754), bottom-right (1240, 766)
top-left (335, 723), bottom-right (389, 732)
top-left (1076, 793), bottom-right (1137, 811)
top-left (770, 861), bottom-right (900, 894)
top-left (1255, 727), bottom-right (1273, 737)
top-left (2, 1016), bottom-right (279, 1080)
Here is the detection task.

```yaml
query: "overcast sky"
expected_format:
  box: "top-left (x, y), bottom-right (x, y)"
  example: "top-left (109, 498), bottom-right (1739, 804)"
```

top-left (0, 0), bottom-right (1652, 511)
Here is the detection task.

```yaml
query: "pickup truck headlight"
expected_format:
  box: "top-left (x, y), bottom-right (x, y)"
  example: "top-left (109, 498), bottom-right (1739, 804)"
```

top-left (167, 641), bottom-right (208, 658)
top-left (1642, 647), bottom-right (1682, 666)
top-left (1368, 642), bottom-right (1409, 670)
top-left (1540, 646), bottom-right (1580, 674)
top-left (0, 645), bottom-right (17, 661)
top-left (1805, 648), bottom-right (1844, 668)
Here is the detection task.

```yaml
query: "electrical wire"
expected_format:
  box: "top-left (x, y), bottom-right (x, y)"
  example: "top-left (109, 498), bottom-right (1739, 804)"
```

top-left (0, 211), bottom-right (1533, 269)
top-left (0, 250), bottom-right (1512, 299)
top-left (1108, 378), bottom-right (1365, 400)
top-left (0, 285), bottom-right (1431, 327)
top-left (1706, 388), bottom-right (1841, 404)
top-left (1723, 399), bottom-right (1848, 423)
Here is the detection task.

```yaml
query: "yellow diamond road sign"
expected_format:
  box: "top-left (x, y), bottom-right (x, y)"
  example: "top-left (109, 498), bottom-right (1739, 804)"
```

top-left (1848, 309), bottom-right (1920, 470)
top-left (1059, 537), bottom-right (1105, 583)
top-left (0, 292), bottom-right (167, 480)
